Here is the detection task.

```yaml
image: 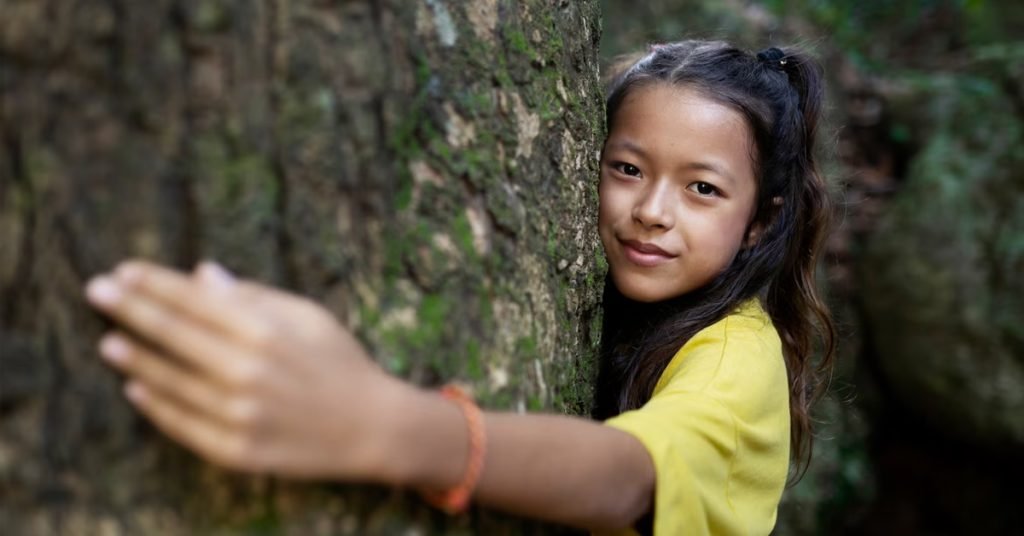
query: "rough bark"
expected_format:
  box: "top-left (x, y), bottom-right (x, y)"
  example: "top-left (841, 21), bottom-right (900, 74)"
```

top-left (0, 0), bottom-right (605, 533)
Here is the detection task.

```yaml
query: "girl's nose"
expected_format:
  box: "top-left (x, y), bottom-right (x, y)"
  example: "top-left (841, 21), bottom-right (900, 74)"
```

top-left (632, 182), bottom-right (674, 230)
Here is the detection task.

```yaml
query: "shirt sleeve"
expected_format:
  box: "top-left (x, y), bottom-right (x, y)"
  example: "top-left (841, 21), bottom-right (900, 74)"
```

top-left (604, 387), bottom-right (741, 536)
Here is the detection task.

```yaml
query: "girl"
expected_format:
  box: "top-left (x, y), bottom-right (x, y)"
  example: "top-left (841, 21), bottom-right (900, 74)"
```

top-left (84, 40), bottom-right (835, 535)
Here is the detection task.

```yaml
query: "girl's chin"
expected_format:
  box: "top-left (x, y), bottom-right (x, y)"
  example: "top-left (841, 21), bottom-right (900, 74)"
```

top-left (612, 273), bottom-right (683, 303)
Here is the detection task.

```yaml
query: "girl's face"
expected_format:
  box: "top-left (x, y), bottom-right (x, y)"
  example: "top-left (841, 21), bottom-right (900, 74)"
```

top-left (599, 83), bottom-right (760, 303)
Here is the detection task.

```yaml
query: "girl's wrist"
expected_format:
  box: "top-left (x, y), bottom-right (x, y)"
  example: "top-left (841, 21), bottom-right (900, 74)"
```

top-left (419, 384), bottom-right (486, 514)
top-left (363, 379), bottom-right (470, 491)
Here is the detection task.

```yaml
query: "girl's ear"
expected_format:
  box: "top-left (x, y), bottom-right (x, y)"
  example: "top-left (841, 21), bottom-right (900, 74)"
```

top-left (744, 196), bottom-right (783, 248)
top-left (744, 222), bottom-right (765, 248)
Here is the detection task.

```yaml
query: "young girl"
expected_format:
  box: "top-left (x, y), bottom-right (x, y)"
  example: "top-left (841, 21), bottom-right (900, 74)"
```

top-left (84, 40), bottom-right (835, 535)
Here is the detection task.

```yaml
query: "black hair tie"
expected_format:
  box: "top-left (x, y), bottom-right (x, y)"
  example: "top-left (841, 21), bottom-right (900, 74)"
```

top-left (756, 47), bottom-right (788, 70)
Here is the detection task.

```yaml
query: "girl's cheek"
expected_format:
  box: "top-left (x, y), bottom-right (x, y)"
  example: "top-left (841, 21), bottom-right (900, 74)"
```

top-left (597, 196), bottom-right (623, 231)
top-left (597, 181), bottom-right (614, 220)
top-left (599, 177), bottom-right (631, 212)
top-left (708, 211), bottom-right (751, 260)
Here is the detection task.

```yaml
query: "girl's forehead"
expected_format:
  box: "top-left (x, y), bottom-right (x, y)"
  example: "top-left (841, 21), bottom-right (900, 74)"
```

top-left (614, 84), bottom-right (747, 131)
top-left (606, 84), bottom-right (756, 174)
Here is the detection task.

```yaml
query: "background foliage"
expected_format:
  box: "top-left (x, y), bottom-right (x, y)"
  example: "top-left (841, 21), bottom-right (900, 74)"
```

top-left (602, 0), bottom-right (1023, 533)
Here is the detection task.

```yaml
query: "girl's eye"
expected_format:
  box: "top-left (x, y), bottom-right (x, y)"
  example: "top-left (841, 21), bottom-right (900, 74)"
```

top-left (613, 162), bottom-right (642, 177)
top-left (689, 182), bottom-right (719, 196)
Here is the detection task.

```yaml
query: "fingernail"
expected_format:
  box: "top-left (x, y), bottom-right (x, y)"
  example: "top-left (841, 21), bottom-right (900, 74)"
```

top-left (99, 334), bottom-right (129, 363)
top-left (86, 277), bottom-right (122, 306)
top-left (125, 382), bottom-right (146, 402)
top-left (116, 263), bottom-right (143, 287)
top-left (198, 261), bottom-right (236, 290)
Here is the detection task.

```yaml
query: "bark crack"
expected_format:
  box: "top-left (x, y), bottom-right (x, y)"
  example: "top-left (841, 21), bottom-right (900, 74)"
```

top-left (268, 0), bottom-right (298, 289)
top-left (0, 132), bottom-right (36, 326)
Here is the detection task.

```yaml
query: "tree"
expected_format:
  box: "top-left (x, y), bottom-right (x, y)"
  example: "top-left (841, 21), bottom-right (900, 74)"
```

top-left (0, 0), bottom-right (606, 532)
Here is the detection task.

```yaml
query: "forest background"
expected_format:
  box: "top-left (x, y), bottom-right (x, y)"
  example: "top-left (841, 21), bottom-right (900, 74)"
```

top-left (1, 0), bottom-right (1021, 534)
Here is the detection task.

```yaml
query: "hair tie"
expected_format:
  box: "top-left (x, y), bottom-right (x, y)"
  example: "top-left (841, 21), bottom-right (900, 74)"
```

top-left (756, 47), bottom-right (788, 70)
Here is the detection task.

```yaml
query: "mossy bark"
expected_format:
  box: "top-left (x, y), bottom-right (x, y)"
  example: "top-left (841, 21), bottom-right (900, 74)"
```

top-left (0, 0), bottom-right (605, 533)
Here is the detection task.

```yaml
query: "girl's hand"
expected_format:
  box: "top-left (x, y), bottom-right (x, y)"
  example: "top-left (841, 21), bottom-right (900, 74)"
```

top-left (84, 260), bottom-right (412, 482)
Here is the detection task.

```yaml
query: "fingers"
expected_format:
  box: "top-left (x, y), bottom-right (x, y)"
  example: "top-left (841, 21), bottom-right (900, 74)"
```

top-left (123, 380), bottom-right (263, 473)
top-left (87, 275), bottom-right (262, 387)
top-left (103, 260), bottom-right (273, 347)
top-left (86, 260), bottom-right (293, 476)
top-left (195, 262), bottom-right (331, 337)
top-left (99, 331), bottom-right (234, 422)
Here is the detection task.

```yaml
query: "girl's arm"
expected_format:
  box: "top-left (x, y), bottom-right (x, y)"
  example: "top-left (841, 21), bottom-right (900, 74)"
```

top-left (380, 386), bottom-right (655, 530)
top-left (84, 260), bottom-right (655, 532)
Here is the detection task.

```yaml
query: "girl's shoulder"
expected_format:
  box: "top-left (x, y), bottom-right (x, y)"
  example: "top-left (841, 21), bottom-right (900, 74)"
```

top-left (654, 298), bottom-right (784, 396)
top-left (717, 298), bottom-right (778, 340)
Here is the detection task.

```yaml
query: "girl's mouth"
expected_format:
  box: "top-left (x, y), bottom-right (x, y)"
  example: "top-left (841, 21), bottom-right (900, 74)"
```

top-left (620, 239), bottom-right (677, 267)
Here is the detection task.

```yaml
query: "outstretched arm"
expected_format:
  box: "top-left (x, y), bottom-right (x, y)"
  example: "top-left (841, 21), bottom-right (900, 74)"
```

top-left (386, 388), bottom-right (654, 530)
top-left (85, 260), bottom-right (654, 532)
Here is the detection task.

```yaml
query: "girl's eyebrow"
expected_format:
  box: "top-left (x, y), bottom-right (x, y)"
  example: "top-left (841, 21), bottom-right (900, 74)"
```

top-left (683, 160), bottom-right (737, 186)
top-left (605, 139), bottom-right (737, 185)
top-left (605, 139), bottom-right (650, 159)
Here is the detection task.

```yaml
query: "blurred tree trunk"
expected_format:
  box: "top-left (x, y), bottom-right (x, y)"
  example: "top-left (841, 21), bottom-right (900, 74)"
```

top-left (0, 0), bottom-right (605, 533)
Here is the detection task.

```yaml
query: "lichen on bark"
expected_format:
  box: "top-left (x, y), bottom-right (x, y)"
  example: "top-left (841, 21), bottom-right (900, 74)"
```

top-left (0, 0), bottom-right (605, 533)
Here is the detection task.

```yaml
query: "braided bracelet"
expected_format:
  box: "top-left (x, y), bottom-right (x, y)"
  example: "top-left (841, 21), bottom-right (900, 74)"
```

top-left (422, 384), bottom-right (486, 514)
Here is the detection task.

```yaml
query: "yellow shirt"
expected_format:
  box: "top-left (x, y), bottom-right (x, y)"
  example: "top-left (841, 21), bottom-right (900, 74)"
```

top-left (602, 299), bottom-right (790, 536)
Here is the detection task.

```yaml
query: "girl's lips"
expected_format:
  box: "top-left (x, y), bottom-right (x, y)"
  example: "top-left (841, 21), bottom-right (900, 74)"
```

top-left (620, 240), bottom-right (677, 267)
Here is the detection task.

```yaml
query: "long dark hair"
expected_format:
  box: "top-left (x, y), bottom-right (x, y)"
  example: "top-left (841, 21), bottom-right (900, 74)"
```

top-left (591, 40), bottom-right (836, 479)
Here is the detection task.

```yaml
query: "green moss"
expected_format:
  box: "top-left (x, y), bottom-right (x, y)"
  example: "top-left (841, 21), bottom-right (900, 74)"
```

top-left (547, 35), bottom-right (564, 55)
top-left (279, 88), bottom-right (333, 133)
top-left (382, 220), bottom-right (432, 286)
top-left (553, 348), bottom-right (598, 415)
top-left (419, 293), bottom-right (449, 336)
top-left (477, 291), bottom-right (494, 324)
top-left (191, 132), bottom-right (278, 218)
top-left (394, 172), bottom-right (414, 211)
top-left (461, 88), bottom-right (494, 114)
top-left (385, 351), bottom-right (410, 376)
top-left (557, 291), bottom-right (571, 331)
top-left (527, 394), bottom-right (544, 411)
top-left (594, 247), bottom-right (608, 273)
top-left (546, 227), bottom-right (559, 261)
top-left (507, 29), bottom-right (532, 56)
top-left (515, 334), bottom-right (538, 357)
top-left (428, 132), bottom-right (452, 161)
top-left (494, 62), bottom-right (515, 88)
top-left (530, 73), bottom-right (565, 121)
top-left (451, 211), bottom-right (477, 260)
top-left (359, 303), bottom-right (382, 329)
top-left (228, 155), bottom-right (278, 204)
top-left (589, 311), bottom-right (603, 347)
top-left (377, 291), bottom-right (459, 376)
top-left (538, 12), bottom-right (565, 57)
top-left (388, 57), bottom-right (436, 160)
top-left (486, 389), bottom-right (516, 410)
top-left (193, 0), bottom-right (228, 32)
top-left (454, 145), bottom-right (503, 188)
top-left (21, 148), bottom-right (58, 207)
top-left (159, 33), bottom-right (183, 64)
top-left (382, 229), bottom-right (409, 279)
top-left (237, 512), bottom-right (282, 535)
top-left (464, 339), bottom-right (483, 380)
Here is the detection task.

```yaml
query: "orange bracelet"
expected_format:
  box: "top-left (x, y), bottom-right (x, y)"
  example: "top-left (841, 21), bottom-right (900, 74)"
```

top-left (422, 384), bottom-right (486, 514)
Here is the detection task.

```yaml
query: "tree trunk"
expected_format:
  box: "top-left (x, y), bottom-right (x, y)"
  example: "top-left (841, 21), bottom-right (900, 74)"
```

top-left (0, 0), bottom-right (605, 533)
